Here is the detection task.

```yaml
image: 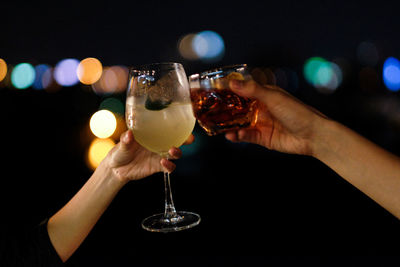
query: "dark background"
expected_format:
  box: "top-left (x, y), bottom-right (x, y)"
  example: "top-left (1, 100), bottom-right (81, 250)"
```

top-left (1, 0), bottom-right (400, 266)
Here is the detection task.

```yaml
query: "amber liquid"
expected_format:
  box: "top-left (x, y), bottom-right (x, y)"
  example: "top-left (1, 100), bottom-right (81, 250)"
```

top-left (190, 88), bottom-right (259, 135)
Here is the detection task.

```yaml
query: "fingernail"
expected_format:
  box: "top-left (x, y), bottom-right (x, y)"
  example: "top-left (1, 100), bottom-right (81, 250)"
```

top-left (230, 79), bottom-right (243, 90)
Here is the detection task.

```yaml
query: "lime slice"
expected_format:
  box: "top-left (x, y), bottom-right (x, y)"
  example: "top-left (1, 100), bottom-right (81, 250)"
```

top-left (145, 98), bottom-right (172, 110)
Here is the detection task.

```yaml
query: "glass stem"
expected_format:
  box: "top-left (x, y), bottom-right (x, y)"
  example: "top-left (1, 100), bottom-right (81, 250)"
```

top-left (163, 171), bottom-right (179, 221)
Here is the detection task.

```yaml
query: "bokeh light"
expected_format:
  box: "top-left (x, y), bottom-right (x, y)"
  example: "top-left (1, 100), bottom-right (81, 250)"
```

top-left (383, 57), bottom-right (400, 92)
top-left (192, 30), bottom-right (225, 62)
top-left (11, 63), bottom-right (36, 89)
top-left (99, 97), bottom-right (124, 116)
top-left (91, 65), bottom-right (128, 94)
top-left (251, 68), bottom-right (268, 85)
top-left (77, 57), bottom-right (103, 85)
top-left (87, 138), bottom-right (115, 170)
top-left (42, 67), bottom-right (61, 92)
top-left (54, 58), bottom-right (80, 87)
top-left (303, 57), bottom-right (342, 93)
top-left (0, 65), bottom-right (11, 88)
top-left (33, 64), bottom-right (51, 90)
top-left (108, 66), bottom-right (129, 93)
top-left (0, 58), bottom-right (7, 82)
top-left (304, 57), bottom-right (326, 84)
top-left (90, 109), bottom-right (117, 138)
top-left (178, 33), bottom-right (199, 60)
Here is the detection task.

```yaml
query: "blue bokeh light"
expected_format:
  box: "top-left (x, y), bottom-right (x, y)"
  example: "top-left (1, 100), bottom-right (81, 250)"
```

top-left (383, 57), bottom-right (400, 92)
top-left (193, 30), bottom-right (225, 62)
top-left (33, 64), bottom-right (51, 90)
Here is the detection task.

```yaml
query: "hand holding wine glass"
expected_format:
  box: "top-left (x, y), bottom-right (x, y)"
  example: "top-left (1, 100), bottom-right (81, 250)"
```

top-left (106, 130), bottom-right (194, 183)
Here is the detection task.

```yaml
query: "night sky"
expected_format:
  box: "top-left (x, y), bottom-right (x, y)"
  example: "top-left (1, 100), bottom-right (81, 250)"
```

top-left (1, 0), bottom-right (400, 266)
top-left (3, 0), bottom-right (400, 66)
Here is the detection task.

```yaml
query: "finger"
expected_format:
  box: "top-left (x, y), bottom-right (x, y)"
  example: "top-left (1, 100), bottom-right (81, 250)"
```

top-left (230, 79), bottom-right (270, 104)
top-left (237, 128), bottom-right (261, 144)
top-left (168, 147), bottom-right (182, 160)
top-left (183, 134), bottom-right (195, 145)
top-left (160, 158), bottom-right (176, 173)
top-left (225, 131), bottom-right (239, 142)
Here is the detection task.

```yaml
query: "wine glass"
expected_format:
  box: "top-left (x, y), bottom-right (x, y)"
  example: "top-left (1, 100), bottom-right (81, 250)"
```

top-left (126, 62), bottom-right (200, 232)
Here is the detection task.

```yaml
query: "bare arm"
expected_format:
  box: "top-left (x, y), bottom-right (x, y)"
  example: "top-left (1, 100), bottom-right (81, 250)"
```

top-left (226, 79), bottom-right (400, 219)
top-left (47, 130), bottom-right (187, 262)
top-left (313, 119), bottom-right (400, 218)
top-left (47, 162), bottom-right (125, 262)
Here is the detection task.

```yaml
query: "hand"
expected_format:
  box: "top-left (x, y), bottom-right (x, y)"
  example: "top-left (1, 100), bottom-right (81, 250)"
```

top-left (225, 79), bottom-right (327, 156)
top-left (103, 130), bottom-right (194, 183)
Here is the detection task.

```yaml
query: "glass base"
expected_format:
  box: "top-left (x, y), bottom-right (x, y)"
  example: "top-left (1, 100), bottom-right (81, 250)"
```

top-left (141, 211), bottom-right (201, 233)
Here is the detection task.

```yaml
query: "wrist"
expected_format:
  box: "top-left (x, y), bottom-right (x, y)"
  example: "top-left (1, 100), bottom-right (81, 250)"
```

top-left (95, 157), bottom-right (129, 189)
top-left (309, 117), bottom-right (341, 162)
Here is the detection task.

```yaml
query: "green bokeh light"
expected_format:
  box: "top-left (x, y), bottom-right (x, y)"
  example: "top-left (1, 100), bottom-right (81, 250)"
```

top-left (303, 57), bottom-right (327, 86)
top-left (11, 63), bottom-right (36, 89)
top-left (99, 97), bottom-right (124, 116)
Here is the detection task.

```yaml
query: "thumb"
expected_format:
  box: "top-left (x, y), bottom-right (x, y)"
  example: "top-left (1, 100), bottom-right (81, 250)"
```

top-left (110, 130), bottom-right (136, 167)
top-left (119, 130), bottom-right (135, 151)
top-left (229, 79), bottom-right (269, 104)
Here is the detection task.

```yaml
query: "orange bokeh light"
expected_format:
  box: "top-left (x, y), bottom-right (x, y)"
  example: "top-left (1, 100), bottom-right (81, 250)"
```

top-left (77, 57), bottom-right (103, 85)
top-left (87, 138), bottom-right (115, 170)
top-left (0, 58), bottom-right (7, 82)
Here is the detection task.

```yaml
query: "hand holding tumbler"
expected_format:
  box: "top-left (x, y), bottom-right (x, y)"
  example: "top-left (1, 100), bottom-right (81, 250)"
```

top-left (189, 64), bottom-right (259, 136)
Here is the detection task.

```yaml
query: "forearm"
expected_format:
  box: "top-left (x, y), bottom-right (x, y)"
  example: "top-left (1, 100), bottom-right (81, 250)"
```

top-left (47, 161), bottom-right (127, 262)
top-left (313, 119), bottom-right (400, 219)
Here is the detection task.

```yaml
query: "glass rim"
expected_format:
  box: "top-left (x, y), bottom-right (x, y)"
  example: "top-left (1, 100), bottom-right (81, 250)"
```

top-left (129, 62), bottom-right (183, 72)
top-left (190, 64), bottom-right (248, 79)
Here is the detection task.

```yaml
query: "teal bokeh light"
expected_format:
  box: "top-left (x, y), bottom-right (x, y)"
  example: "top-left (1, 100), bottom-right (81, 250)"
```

top-left (11, 63), bottom-right (36, 89)
top-left (315, 62), bottom-right (334, 86)
top-left (303, 57), bottom-right (327, 85)
top-left (303, 57), bottom-right (342, 92)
